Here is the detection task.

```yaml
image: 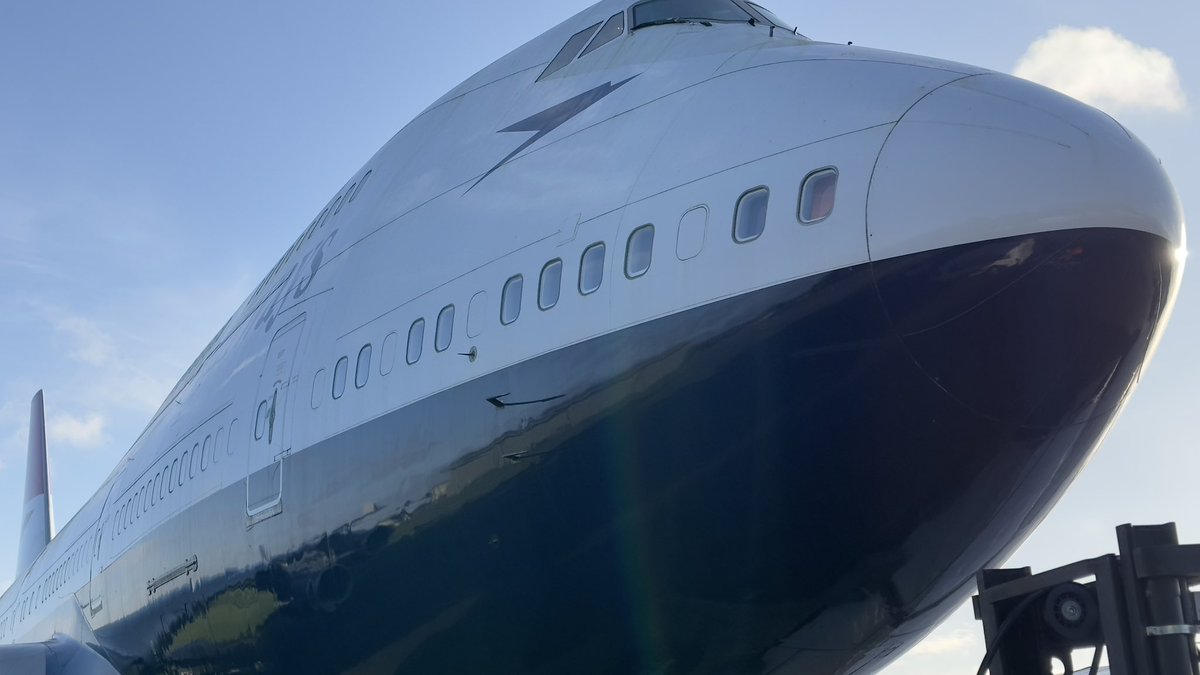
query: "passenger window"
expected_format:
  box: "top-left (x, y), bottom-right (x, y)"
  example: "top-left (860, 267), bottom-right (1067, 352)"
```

top-left (581, 12), bottom-right (625, 57)
top-left (625, 224), bottom-right (654, 278)
top-left (356, 344), bottom-right (372, 389)
top-left (349, 170), bottom-right (371, 202)
top-left (158, 468), bottom-right (168, 500)
top-left (380, 332), bottom-right (398, 376)
top-left (332, 194), bottom-right (345, 215)
top-left (204, 435), bottom-right (214, 468)
top-left (539, 259), bottom-right (563, 310)
top-left (311, 369), bottom-right (327, 409)
top-left (255, 400), bottom-right (268, 440)
top-left (333, 356), bottom-right (349, 399)
top-left (179, 453), bottom-right (188, 485)
top-left (539, 22), bottom-right (602, 81)
top-left (579, 243), bottom-right (606, 295)
top-left (435, 305), bottom-right (455, 352)
top-left (501, 275), bottom-right (523, 325)
top-left (407, 319), bottom-right (425, 364)
top-left (168, 459), bottom-right (178, 493)
top-left (799, 168), bottom-right (838, 224)
top-left (734, 187), bottom-right (769, 242)
top-left (190, 446), bottom-right (198, 479)
top-left (467, 291), bottom-right (488, 338)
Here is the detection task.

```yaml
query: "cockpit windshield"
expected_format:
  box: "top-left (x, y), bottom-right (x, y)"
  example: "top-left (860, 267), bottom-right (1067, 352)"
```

top-left (631, 0), bottom-right (752, 30)
top-left (745, 2), bottom-right (795, 31)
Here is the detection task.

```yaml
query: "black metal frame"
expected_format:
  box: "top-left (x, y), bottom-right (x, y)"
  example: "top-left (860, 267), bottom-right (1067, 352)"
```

top-left (974, 523), bottom-right (1200, 674)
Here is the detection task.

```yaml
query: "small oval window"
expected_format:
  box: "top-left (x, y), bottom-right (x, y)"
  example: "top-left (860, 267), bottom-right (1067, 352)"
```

top-left (350, 170), bottom-right (372, 202)
top-left (539, 259), bottom-right (563, 310)
top-left (356, 344), bottom-right (372, 389)
top-left (333, 356), bottom-right (349, 399)
top-left (436, 305), bottom-right (455, 352)
top-left (255, 401), bottom-right (268, 440)
top-left (799, 168), bottom-right (838, 224)
top-left (580, 242), bottom-right (606, 295)
top-left (501, 275), bottom-right (523, 325)
top-left (380, 333), bottom-right (397, 376)
top-left (734, 187), bottom-right (769, 242)
top-left (625, 224), bottom-right (654, 278)
top-left (407, 319), bottom-right (425, 364)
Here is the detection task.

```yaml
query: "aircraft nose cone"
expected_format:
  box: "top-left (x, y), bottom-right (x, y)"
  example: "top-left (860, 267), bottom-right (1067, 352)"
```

top-left (866, 73), bottom-right (1185, 427)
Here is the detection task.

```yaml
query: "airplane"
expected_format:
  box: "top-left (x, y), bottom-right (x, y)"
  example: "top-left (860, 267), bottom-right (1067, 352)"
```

top-left (0, 0), bottom-right (1186, 673)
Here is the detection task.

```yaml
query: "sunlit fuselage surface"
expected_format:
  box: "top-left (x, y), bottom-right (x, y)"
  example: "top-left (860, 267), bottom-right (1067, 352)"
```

top-left (0, 0), bottom-right (1186, 673)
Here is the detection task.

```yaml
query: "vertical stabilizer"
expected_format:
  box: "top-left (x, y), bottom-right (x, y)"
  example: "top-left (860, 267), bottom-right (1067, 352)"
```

top-left (17, 390), bottom-right (52, 578)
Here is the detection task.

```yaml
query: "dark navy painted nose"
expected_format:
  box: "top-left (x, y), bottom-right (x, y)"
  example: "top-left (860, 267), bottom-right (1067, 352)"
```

top-left (866, 73), bottom-right (1184, 427)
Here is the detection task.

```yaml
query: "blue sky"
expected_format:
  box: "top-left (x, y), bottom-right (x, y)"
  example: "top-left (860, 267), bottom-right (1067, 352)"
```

top-left (0, 1), bottom-right (1195, 672)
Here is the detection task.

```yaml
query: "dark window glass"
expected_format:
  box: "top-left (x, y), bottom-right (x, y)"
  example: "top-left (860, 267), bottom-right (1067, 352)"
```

top-left (539, 22), bottom-right (602, 80)
top-left (501, 275), bottom-right (523, 325)
top-left (539, 259), bottom-right (563, 310)
top-left (190, 446), bottom-right (198, 478)
top-left (333, 194), bottom-right (345, 215)
top-left (380, 332), bottom-right (397, 376)
top-left (349, 171), bottom-right (371, 202)
top-left (632, 0), bottom-right (750, 29)
top-left (158, 468), bottom-right (168, 500)
top-left (799, 168), bottom-right (838, 224)
top-left (625, 224), bottom-right (655, 278)
top-left (734, 187), bottom-right (769, 242)
top-left (407, 319), bottom-right (425, 364)
top-left (180, 452), bottom-right (189, 484)
top-left (255, 400), bottom-right (268, 440)
top-left (436, 305), bottom-right (455, 352)
top-left (202, 436), bottom-right (211, 471)
top-left (580, 243), bottom-right (606, 295)
top-left (356, 344), bottom-right (372, 388)
top-left (168, 459), bottom-right (178, 494)
top-left (581, 12), bottom-right (625, 57)
top-left (333, 356), bottom-right (349, 399)
top-left (746, 2), bottom-right (795, 30)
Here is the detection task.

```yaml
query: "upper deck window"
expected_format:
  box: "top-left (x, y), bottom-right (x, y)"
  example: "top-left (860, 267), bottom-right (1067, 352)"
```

top-left (580, 12), bottom-right (626, 58)
top-left (539, 22), bottom-right (602, 81)
top-left (632, 0), bottom-right (751, 29)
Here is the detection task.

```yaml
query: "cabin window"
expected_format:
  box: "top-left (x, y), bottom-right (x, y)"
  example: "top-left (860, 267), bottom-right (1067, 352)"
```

top-left (539, 259), bottom-right (563, 310)
top-left (181, 451), bottom-right (190, 482)
top-left (356, 344), bottom-right (372, 389)
top-left (333, 356), bottom-right (349, 399)
top-left (190, 445), bottom-right (198, 478)
top-left (580, 242), bottom-right (606, 295)
top-left (215, 427), bottom-right (226, 464)
top-left (540, 22), bottom-right (602, 80)
top-left (380, 332), bottom-right (398, 376)
top-left (202, 436), bottom-right (212, 472)
top-left (158, 468), bottom-right (168, 501)
top-left (255, 400), bottom-right (269, 440)
top-left (168, 459), bottom-right (178, 493)
top-left (625, 224), bottom-right (654, 278)
top-left (349, 170), bottom-right (371, 202)
top-left (227, 419), bottom-right (238, 456)
top-left (407, 319), bottom-right (425, 364)
top-left (799, 168), bottom-right (838, 224)
top-left (734, 187), bottom-right (769, 242)
top-left (581, 12), bottom-right (626, 57)
top-left (436, 305), bottom-right (455, 352)
top-left (501, 275), bottom-right (523, 325)
top-left (332, 194), bottom-right (345, 215)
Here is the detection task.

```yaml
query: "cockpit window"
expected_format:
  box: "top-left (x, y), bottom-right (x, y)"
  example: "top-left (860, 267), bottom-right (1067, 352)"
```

top-left (580, 12), bottom-right (626, 58)
top-left (745, 2), bottom-right (795, 31)
top-left (539, 22), bottom-right (603, 81)
top-left (632, 0), bottom-right (751, 30)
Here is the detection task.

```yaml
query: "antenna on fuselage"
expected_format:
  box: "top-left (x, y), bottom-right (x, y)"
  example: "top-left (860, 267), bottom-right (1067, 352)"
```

top-left (16, 390), bottom-right (53, 578)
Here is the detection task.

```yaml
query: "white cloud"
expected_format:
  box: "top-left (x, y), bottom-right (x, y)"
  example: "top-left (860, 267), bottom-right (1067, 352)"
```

top-left (1014, 27), bottom-right (1187, 115)
top-left (47, 412), bottom-right (106, 449)
top-left (910, 629), bottom-right (979, 656)
top-left (53, 315), bottom-right (117, 367)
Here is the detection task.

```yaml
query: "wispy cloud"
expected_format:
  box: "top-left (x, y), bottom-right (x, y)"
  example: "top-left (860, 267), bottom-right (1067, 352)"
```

top-left (48, 412), bottom-right (107, 449)
top-left (1014, 27), bottom-right (1187, 115)
top-left (54, 315), bottom-right (118, 367)
top-left (910, 629), bottom-right (979, 656)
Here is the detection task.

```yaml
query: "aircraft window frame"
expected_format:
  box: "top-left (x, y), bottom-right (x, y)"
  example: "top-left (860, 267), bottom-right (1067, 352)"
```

top-left (734, 186), bottom-right (770, 243)
top-left (332, 194), bottom-right (345, 215)
top-left (202, 435), bottom-right (212, 471)
top-left (580, 11), bottom-right (626, 58)
top-left (743, 1), bottom-right (795, 30)
top-left (168, 459), bottom-right (178, 494)
top-left (349, 170), bottom-right (372, 202)
top-left (380, 332), bottom-right (398, 376)
top-left (579, 242), bottom-right (606, 295)
top-left (631, 0), bottom-right (752, 30)
top-left (539, 259), bottom-right (563, 310)
top-left (407, 318), bottom-right (425, 365)
top-left (190, 445), bottom-right (199, 478)
top-left (501, 274), bottom-right (524, 325)
top-left (435, 305), bottom-right (455, 352)
top-left (355, 343), bottom-right (372, 389)
top-left (539, 21), bottom-right (603, 81)
top-left (798, 167), bottom-right (839, 224)
top-left (333, 356), bottom-right (349, 399)
top-left (255, 400), bottom-right (269, 440)
top-left (625, 224), bottom-right (655, 279)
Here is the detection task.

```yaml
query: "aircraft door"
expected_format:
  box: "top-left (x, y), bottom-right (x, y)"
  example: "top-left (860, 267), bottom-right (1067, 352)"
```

top-left (248, 314), bottom-right (305, 524)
